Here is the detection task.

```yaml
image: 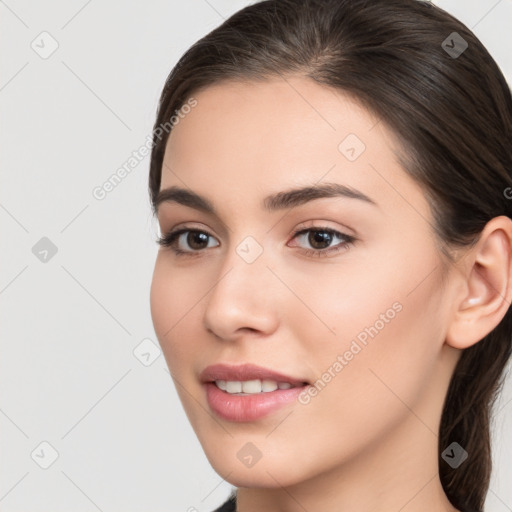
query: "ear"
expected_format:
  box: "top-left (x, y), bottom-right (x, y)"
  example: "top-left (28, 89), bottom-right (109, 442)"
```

top-left (446, 215), bottom-right (512, 349)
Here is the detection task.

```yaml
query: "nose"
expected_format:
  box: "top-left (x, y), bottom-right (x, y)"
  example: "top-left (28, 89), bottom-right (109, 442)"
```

top-left (202, 239), bottom-right (280, 341)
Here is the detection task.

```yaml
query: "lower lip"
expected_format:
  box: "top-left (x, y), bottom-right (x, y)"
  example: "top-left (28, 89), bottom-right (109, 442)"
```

top-left (204, 382), bottom-right (308, 422)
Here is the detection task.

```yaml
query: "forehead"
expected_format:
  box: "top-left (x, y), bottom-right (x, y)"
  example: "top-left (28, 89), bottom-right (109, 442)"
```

top-left (160, 76), bottom-right (429, 221)
top-left (165, 76), bottom-right (384, 163)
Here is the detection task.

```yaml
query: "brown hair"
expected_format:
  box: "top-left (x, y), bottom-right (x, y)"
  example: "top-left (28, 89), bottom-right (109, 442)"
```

top-left (148, 1), bottom-right (512, 510)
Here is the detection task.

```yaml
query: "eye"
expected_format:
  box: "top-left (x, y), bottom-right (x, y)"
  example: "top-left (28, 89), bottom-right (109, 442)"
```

top-left (288, 227), bottom-right (356, 258)
top-left (156, 228), bottom-right (219, 256)
top-left (156, 226), bottom-right (356, 258)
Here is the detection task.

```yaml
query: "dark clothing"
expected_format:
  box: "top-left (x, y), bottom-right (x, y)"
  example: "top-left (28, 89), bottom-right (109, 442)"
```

top-left (212, 491), bottom-right (236, 512)
top-left (212, 491), bottom-right (481, 512)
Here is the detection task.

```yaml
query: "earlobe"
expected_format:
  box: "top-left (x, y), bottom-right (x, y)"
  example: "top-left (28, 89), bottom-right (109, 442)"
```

top-left (446, 215), bottom-right (512, 350)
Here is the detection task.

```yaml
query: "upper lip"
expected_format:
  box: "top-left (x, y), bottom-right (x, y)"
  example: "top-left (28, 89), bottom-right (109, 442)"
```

top-left (200, 363), bottom-right (308, 386)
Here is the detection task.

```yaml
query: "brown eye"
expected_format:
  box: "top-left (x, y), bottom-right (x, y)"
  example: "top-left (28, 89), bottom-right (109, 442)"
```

top-left (186, 231), bottom-right (210, 250)
top-left (289, 227), bottom-right (356, 258)
top-left (157, 228), bottom-right (219, 255)
top-left (307, 230), bottom-right (334, 250)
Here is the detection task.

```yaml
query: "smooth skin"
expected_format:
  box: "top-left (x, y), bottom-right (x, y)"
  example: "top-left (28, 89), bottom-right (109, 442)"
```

top-left (150, 76), bottom-right (512, 512)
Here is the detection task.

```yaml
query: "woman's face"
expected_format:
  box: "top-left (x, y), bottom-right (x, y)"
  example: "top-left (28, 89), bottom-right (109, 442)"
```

top-left (150, 77), bottom-right (461, 488)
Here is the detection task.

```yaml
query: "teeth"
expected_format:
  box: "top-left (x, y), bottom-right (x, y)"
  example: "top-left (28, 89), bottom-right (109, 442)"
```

top-left (262, 379), bottom-right (278, 392)
top-left (226, 381), bottom-right (242, 393)
top-left (214, 379), bottom-right (299, 394)
top-left (216, 380), bottom-right (227, 391)
top-left (242, 379), bottom-right (261, 393)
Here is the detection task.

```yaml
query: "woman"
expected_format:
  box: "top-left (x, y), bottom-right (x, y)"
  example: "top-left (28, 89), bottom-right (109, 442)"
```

top-left (148, 0), bottom-right (512, 511)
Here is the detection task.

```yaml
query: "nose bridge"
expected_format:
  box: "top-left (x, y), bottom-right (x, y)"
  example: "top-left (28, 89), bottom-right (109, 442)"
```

top-left (218, 230), bottom-right (271, 289)
top-left (202, 232), bottom-right (279, 339)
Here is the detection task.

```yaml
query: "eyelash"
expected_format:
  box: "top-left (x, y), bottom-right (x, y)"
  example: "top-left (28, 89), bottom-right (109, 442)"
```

top-left (156, 226), bottom-right (356, 258)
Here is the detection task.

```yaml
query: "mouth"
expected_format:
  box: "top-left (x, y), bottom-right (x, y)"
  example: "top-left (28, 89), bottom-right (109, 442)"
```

top-left (210, 378), bottom-right (308, 395)
top-left (200, 362), bottom-right (309, 390)
top-left (200, 363), bottom-right (311, 421)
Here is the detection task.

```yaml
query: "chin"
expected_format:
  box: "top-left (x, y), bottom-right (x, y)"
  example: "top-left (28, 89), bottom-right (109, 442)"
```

top-left (216, 467), bottom-right (299, 489)
top-left (204, 448), bottom-right (306, 489)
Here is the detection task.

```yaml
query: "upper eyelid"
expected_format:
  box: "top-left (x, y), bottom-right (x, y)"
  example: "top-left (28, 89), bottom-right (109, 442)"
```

top-left (162, 222), bottom-right (350, 238)
top-left (160, 217), bottom-right (355, 236)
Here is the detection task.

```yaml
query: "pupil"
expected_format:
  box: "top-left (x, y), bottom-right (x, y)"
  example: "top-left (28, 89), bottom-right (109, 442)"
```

top-left (188, 232), bottom-right (208, 249)
top-left (309, 231), bottom-right (331, 249)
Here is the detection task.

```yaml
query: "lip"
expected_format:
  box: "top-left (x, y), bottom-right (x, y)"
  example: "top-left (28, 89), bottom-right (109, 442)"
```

top-left (200, 363), bottom-right (308, 387)
top-left (200, 363), bottom-right (310, 422)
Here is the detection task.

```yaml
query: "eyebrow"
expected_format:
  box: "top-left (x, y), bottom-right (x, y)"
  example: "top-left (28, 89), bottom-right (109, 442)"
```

top-left (154, 182), bottom-right (378, 215)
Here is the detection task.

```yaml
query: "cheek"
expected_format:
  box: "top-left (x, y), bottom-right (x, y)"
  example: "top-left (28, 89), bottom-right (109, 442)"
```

top-left (282, 254), bottom-right (406, 361)
top-left (317, 304), bottom-right (441, 466)
top-left (286, 245), bottom-right (446, 423)
top-left (149, 256), bottom-right (203, 372)
top-left (150, 257), bottom-right (176, 342)
top-left (292, 232), bottom-right (444, 358)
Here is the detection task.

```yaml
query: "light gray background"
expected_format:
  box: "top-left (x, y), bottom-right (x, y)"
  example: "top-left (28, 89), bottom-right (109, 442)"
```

top-left (1, 1), bottom-right (511, 511)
